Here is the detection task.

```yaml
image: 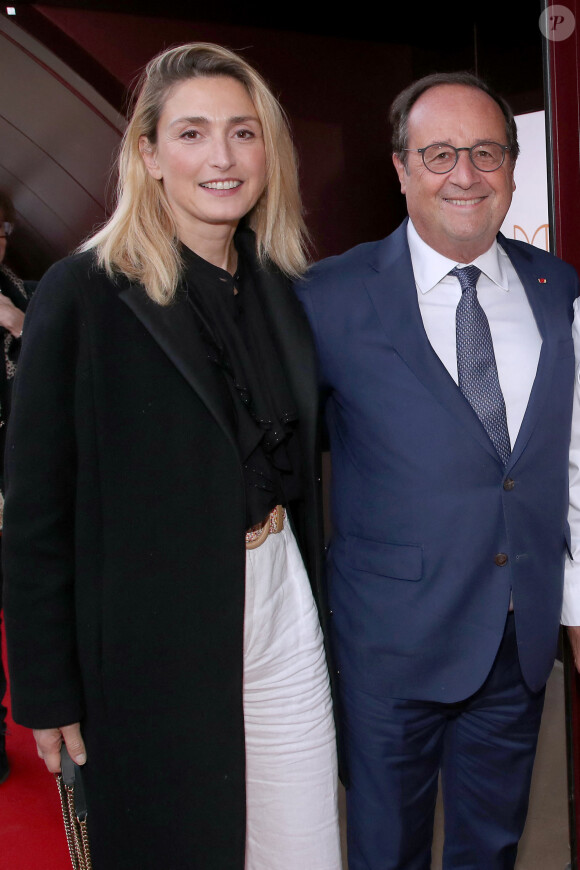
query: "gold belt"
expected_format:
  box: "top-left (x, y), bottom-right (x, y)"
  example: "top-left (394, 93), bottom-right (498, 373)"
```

top-left (245, 505), bottom-right (285, 550)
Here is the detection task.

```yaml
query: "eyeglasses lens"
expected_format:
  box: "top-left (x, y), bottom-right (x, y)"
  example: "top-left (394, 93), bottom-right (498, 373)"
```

top-left (423, 142), bottom-right (506, 174)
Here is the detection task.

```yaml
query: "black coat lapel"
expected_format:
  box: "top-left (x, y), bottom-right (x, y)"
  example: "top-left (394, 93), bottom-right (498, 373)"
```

top-left (119, 283), bottom-right (238, 453)
top-left (119, 237), bottom-right (319, 477)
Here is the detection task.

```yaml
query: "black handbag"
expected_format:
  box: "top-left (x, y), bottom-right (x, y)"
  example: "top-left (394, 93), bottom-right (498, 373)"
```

top-left (55, 744), bottom-right (93, 870)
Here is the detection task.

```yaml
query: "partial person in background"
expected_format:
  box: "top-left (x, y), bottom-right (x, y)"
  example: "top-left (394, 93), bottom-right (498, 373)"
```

top-left (2, 43), bottom-right (341, 870)
top-left (0, 190), bottom-right (29, 785)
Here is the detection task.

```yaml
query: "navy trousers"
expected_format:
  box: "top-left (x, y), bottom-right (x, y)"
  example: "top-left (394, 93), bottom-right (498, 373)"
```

top-left (340, 613), bottom-right (546, 870)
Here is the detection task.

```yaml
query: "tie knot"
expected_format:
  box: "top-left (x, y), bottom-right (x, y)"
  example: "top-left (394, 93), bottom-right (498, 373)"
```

top-left (450, 265), bottom-right (481, 293)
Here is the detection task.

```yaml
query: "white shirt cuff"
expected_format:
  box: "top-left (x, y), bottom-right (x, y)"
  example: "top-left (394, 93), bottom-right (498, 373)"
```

top-left (562, 553), bottom-right (580, 625)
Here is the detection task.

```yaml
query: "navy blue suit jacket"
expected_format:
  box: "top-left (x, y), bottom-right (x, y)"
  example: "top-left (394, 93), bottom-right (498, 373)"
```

top-left (296, 220), bottom-right (579, 702)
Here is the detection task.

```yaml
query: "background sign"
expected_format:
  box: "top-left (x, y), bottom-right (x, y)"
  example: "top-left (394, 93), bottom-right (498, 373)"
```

top-left (501, 111), bottom-right (549, 251)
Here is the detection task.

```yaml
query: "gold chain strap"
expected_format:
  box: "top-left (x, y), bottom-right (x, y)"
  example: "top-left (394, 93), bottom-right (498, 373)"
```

top-left (55, 774), bottom-right (93, 870)
top-left (79, 818), bottom-right (93, 870)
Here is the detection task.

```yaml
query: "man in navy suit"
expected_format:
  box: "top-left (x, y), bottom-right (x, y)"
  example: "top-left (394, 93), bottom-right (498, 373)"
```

top-left (296, 72), bottom-right (580, 869)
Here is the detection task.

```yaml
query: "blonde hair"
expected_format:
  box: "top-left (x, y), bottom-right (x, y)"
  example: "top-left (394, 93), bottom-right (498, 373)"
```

top-left (82, 42), bottom-right (309, 304)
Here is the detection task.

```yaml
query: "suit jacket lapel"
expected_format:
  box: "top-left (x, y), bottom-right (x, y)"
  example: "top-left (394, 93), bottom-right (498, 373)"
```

top-left (498, 235), bottom-right (553, 466)
top-left (364, 222), bottom-right (501, 462)
top-left (119, 283), bottom-right (239, 454)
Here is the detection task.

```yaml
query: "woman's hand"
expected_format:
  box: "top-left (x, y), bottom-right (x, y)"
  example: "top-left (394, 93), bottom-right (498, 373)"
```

top-left (0, 294), bottom-right (24, 337)
top-left (33, 722), bottom-right (87, 774)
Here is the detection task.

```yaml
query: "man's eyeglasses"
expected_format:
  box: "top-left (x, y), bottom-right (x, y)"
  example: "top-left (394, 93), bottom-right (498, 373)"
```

top-left (0, 222), bottom-right (14, 240)
top-left (403, 142), bottom-right (510, 174)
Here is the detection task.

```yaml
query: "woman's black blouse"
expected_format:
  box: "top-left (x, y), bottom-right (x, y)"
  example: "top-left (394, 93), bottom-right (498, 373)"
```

top-left (181, 242), bottom-right (303, 528)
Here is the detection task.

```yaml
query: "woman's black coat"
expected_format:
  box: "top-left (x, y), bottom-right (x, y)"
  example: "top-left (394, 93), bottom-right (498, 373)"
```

top-left (3, 234), bottom-right (326, 870)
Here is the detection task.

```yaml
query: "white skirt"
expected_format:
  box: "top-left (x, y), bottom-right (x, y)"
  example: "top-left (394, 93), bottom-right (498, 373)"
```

top-left (243, 520), bottom-right (342, 870)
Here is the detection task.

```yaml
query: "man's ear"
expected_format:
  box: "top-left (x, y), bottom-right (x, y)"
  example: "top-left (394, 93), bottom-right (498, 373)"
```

top-left (393, 153), bottom-right (408, 194)
top-left (139, 136), bottom-right (163, 180)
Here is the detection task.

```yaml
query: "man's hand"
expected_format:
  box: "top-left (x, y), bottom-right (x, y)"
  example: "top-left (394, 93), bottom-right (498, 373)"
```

top-left (32, 722), bottom-right (86, 774)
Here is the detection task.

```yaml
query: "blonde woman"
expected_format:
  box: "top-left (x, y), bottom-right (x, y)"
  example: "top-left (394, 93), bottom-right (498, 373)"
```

top-left (4, 43), bottom-right (340, 870)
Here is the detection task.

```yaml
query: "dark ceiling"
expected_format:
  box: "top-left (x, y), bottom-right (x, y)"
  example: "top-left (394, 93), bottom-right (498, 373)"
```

top-left (3, 2), bottom-right (546, 120)
top-left (5, 1), bottom-right (544, 48)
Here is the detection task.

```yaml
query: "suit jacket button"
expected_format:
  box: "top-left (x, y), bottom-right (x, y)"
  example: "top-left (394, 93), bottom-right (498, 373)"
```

top-left (494, 553), bottom-right (508, 567)
top-left (503, 478), bottom-right (515, 491)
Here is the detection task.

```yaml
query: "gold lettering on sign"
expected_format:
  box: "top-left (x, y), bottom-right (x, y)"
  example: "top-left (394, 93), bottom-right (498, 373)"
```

top-left (512, 224), bottom-right (549, 251)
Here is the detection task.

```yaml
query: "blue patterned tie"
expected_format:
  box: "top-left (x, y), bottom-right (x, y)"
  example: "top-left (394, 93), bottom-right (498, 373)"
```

top-left (452, 266), bottom-right (511, 465)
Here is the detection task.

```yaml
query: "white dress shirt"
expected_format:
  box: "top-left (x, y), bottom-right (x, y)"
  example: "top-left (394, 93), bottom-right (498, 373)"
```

top-left (407, 221), bottom-right (543, 614)
top-left (407, 220), bottom-right (542, 447)
top-left (562, 298), bottom-right (580, 625)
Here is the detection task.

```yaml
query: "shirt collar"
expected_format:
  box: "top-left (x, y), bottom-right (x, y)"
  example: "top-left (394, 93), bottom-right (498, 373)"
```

top-left (407, 219), bottom-right (510, 295)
